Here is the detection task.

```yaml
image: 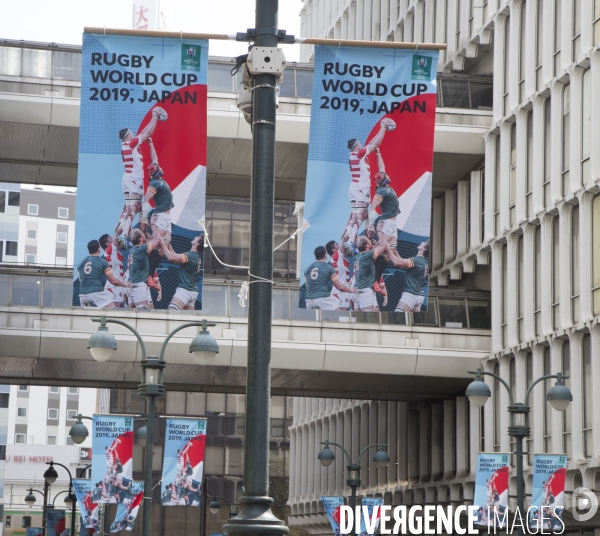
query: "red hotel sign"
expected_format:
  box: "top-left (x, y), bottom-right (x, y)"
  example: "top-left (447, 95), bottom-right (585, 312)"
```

top-left (6, 455), bottom-right (54, 463)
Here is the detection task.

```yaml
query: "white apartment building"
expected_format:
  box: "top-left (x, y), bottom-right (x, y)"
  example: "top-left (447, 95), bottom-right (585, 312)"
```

top-left (290, 0), bottom-right (600, 532)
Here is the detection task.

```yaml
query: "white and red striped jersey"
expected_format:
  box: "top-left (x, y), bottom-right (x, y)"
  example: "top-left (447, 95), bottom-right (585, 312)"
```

top-left (121, 136), bottom-right (143, 180)
top-left (106, 449), bottom-right (114, 468)
top-left (177, 451), bottom-right (185, 469)
top-left (104, 243), bottom-right (124, 280)
top-left (330, 250), bottom-right (351, 298)
top-left (349, 146), bottom-right (371, 191)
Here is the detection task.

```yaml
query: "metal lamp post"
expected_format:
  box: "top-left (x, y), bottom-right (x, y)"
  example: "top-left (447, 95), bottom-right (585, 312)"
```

top-left (317, 441), bottom-right (390, 536)
top-left (465, 368), bottom-right (573, 536)
top-left (87, 315), bottom-right (219, 536)
top-left (44, 462), bottom-right (77, 536)
top-left (209, 496), bottom-right (238, 518)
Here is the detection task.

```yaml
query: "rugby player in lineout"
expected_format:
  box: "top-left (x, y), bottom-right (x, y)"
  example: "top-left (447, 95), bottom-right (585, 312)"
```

top-left (304, 246), bottom-right (356, 309)
top-left (127, 229), bottom-right (157, 309)
top-left (118, 107), bottom-right (164, 239)
top-left (386, 240), bottom-right (430, 312)
top-left (141, 138), bottom-right (174, 290)
top-left (160, 235), bottom-right (204, 310)
top-left (343, 117), bottom-right (395, 247)
top-left (352, 235), bottom-right (389, 312)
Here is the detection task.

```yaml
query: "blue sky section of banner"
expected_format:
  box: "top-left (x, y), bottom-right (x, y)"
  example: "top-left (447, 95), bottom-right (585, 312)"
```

top-left (301, 45), bottom-right (438, 288)
top-left (74, 33), bottom-right (208, 266)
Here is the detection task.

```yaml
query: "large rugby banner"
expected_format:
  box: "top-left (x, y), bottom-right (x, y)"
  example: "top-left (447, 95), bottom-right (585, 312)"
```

top-left (74, 32), bottom-right (208, 310)
top-left (301, 45), bottom-right (438, 313)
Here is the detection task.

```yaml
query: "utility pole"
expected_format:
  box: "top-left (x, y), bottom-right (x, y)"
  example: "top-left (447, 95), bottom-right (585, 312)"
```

top-left (224, 2), bottom-right (289, 536)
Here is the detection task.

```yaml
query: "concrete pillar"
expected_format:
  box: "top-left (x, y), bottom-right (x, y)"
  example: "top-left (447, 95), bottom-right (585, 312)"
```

top-left (443, 400), bottom-right (454, 480)
top-left (540, 214), bottom-right (554, 336)
top-left (532, 96), bottom-right (546, 215)
top-left (523, 224), bottom-right (536, 342)
top-left (444, 189), bottom-right (456, 265)
top-left (559, 203), bottom-right (574, 329)
top-left (469, 170), bottom-right (482, 251)
top-left (432, 197), bottom-right (444, 270)
top-left (484, 134), bottom-right (497, 242)
top-left (456, 179), bottom-right (469, 257)
top-left (507, 232), bottom-right (520, 348)
top-left (515, 109), bottom-right (528, 223)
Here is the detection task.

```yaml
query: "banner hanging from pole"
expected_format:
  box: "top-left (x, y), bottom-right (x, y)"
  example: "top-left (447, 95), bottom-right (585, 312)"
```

top-left (359, 497), bottom-right (384, 536)
top-left (26, 529), bottom-right (44, 536)
top-left (528, 454), bottom-right (567, 531)
top-left (46, 509), bottom-right (68, 536)
top-left (321, 496), bottom-right (345, 536)
top-left (73, 479), bottom-right (100, 534)
top-left (472, 453), bottom-right (509, 528)
top-left (300, 45), bottom-right (438, 313)
top-left (160, 418), bottom-right (207, 506)
top-left (109, 483), bottom-right (144, 532)
top-left (91, 415), bottom-right (134, 502)
top-left (74, 32), bottom-right (208, 310)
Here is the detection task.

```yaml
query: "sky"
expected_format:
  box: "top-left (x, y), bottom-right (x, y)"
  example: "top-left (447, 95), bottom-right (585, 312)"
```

top-left (1, 0), bottom-right (303, 61)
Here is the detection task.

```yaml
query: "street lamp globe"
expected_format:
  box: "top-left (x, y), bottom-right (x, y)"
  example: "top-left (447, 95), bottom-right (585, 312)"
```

top-left (317, 445), bottom-right (335, 467)
top-left (25, 490), bottom-right (36, 507)
top-left (69, 418), bottom-right (89, 445)
top-left (44, 464), bottom-right (58, 485)
top-left (547, 381), bottom-right (573, 411)
top-left (465, 377), bottom-right (491, 407)
top-left (87, 326), bottom-right (117, 362)
top-left (189, 328), bottom-right (219, 365)
top-left (373, 448), bottom-right (390, 469)
top-left (209, 500), bottom-right (221, 514)
top-left (136, 424), bottom-right (147, 447)
top-left (64, 493), bottom-right (75, 505)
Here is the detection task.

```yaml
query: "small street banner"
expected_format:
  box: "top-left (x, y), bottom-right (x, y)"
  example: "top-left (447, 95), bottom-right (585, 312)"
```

top-left (359, 497), bottom-right (384, 536)
top-left (46, 509), bottom-right (68, 536)
top-left (321, 496), bottom-right (345, 536)
top-left (110, 483), bottom-right (144, 532)
top-left (75, 32), bottom-right (208, 310)
top-left (73, 479), bottom-right (100, 534)
top-left (528, 454), bottom-right (567, 531)
top-left (26, 529), bottom-right (43, 536)
top-left (160, 418), bottom-right (207, 506)
top-left (91, 415), bottom-right (134, 503)
top-left (472, 453), bottom-right (509, 528)
top-left (300, 45), bottom-right (438, 313)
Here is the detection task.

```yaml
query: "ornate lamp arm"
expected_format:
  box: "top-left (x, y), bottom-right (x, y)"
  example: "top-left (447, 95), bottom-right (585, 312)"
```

top-left (468, 369), bottom-right (514, 406)
top-left (357, 443), bottom-right (387, 466)
top-left (160, 319), bottom-right (217, 361)
top-left (92, 316), bottom-right (147, 360)
top-left (524, 373), bottom-right (569, 407)
top-left (320, 440), bottom-right (353, 465)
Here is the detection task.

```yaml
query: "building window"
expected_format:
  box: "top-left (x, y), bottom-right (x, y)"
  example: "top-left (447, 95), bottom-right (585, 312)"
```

top-left (553, 0), bottom-right (561, 74)
top-left (543, 98), bottom-right (551, 207)
top-left (58, 207), bottom-right (69, 219)
top-left (572, 0), bottom-right (581, 61)
top-left (18, 385), bottom-right (28, 391)
top-left (519, 2), bottom-right (526, 101)
top-left (534, 225), bottom-right (541, 335)
top-left (562, 84), bottom-right (570, 195)
top-left (55, 257), bottom-right (67, 266)
top-left (49, 386), bottom-right (59, 393)
top-left (15, 433), bottom-right (26, 444)
top-left (543, 348), bottom-right (552, 452)
top-left (535, 0), bottom-right (544, 89)
top-left (25, 254), bottom-right (36, 264)
top-left (5, 241), bottom-right (17, 256)
top-left (5, 516), bottom-right (10, 529)
top-left (21, 517), bottom-right (31, 529)
top-left (27, 204), bottom-right (38, 215)
top-left (47, 436), bottom-right (56, 445)
top-left (503, 16), bottom-right (510, 115)
top-left (517, 235), bottom-right (524, 341)
top-left (526, 112), bottom-right (533, 215)
top-left (582, 69), bottom-right (591, 185)
top-left (57, 232), bottom-right (67, 243)
top-left (526, 352), bottom-right (533, 463)
top-left (593, 196), bottom-right (600, 314)
top-left (582, 335), bottom-right (593, 457)
top-left (571, 205), bottom-right (579, 324)
top-left (552, 216), bottom-right (560, 330)
top-left (68, 387), bottom-right (79, 395)
top-left (66, 436), bottom-right (74, 446)
top-left (494, 135), bottom-right (501, 235)
top-left (26, 229), bottom-right (36, 240)
top-left (8, 191), bottom-right (20, 207)
top-left (493, 363), bottom-right (501, 451)
top-left (510, 123), bottom-right (517, 224)
top-left (17, 407), bottom-right (27, 417)
top-left (501, 245), bottom-right (508, 348)
top-left (67, 409), bottom-right (77, 420)
top-left (562, 342), bottom-right (572, 459)
top-left (48, 408), bottom-right (59, 420)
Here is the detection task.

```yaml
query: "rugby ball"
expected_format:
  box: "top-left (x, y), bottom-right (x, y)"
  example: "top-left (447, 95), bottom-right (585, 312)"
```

top-left (153, 106), bottom-right (168, 121)
top-left (381, 118), bottom-right (396, 131)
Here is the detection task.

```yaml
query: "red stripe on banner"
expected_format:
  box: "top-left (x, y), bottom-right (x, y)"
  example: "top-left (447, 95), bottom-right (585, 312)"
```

top-left (138, 84), bottom-right (208, 194)
top-left (365, 93), bottom-right (437, 200)
top-left (114, 430), bottom-right (133, 466)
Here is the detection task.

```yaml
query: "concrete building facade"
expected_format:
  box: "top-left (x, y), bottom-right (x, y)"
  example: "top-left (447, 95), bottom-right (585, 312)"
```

top-left (289, 0), bottom-right (600, 532)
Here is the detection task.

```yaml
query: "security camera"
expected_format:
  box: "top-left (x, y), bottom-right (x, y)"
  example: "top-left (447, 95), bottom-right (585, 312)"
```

top-left (237, 62), bottom-right (280, 126)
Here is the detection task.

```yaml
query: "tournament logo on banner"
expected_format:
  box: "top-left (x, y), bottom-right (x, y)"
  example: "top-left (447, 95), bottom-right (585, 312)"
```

top-left (472, 453), bottom-right (509, 528)
top-left (301, 45), bottom-right (438, 313)
top-left (321, 496), bottom-right (345, 536)
top-left (91, 415), bottom-right (133, 503)
top-left (161, 418), bottom-right (206, 506)
top-left (529, 455), bottom-right (567, 531)
top-left (110, 483), bottom-right (144, 532)
top-left (73, 479), bottom-right (100, 534)
top-left (46, 510), bottom-right (68, 536)
top-left (74, 32), bottom-right (208, 310)
top-left (359, 497), bottom-right (384, 536)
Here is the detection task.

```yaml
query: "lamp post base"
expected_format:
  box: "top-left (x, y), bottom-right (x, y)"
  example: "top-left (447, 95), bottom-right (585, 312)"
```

top-left (223, 496), bottom-right (289, 536)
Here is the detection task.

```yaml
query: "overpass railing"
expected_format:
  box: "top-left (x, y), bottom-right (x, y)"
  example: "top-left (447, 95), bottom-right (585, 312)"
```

top-left (0, 266), bottom-right (490, 330)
